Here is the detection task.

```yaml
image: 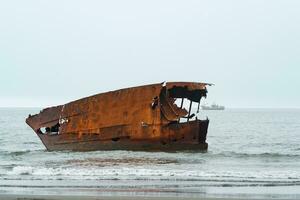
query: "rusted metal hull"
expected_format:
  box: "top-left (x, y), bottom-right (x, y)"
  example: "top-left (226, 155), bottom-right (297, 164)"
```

top-left (36, 120), bottom-right (209, 151)
top-left (26, 82), bottom-right (211, 151)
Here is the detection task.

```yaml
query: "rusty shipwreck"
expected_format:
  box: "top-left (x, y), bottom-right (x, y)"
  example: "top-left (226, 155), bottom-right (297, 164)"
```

top-left (26, 82), bottom-right (211, 151)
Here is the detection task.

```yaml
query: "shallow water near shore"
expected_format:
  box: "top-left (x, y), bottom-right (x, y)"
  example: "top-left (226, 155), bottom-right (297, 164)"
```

top-left (0, 108), bottom-right (300, 199)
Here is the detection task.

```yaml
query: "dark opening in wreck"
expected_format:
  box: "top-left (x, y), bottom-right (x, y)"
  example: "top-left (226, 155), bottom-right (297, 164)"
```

top-left (26, 82), bottom-right (212, 151)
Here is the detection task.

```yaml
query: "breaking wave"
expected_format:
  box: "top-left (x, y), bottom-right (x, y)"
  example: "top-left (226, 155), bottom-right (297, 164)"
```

top-left (5, 165), bottom-right (300, 184)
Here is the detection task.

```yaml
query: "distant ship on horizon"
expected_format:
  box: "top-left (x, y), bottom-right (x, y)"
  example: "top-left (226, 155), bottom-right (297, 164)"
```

top-left (201, 103), bottom-right (225, 110)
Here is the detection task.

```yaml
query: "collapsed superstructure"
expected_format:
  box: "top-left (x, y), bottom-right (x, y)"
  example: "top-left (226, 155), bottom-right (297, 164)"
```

top-left (26, 82), bottom-right (211, 151)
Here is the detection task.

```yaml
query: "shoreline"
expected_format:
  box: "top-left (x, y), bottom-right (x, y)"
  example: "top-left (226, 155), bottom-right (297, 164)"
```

top-left (1, 187), bottom-right (300, 200)
top-left (0, 194), bottom-right (291, 200)
top-left (1, 183), bottom-right (300, 200)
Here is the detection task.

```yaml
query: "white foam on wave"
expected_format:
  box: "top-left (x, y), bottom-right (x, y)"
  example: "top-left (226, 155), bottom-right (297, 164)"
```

top-left (6, 165), bottom-right (300, 183)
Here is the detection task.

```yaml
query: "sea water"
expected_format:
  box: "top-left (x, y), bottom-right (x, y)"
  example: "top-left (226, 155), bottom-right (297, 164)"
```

top-left (0, 108), bottom-right (299, 199)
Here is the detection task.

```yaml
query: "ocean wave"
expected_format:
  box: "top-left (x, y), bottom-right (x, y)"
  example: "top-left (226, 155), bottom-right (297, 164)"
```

top-left (0, 150), bottom-right (31, 157)
top-left (23, 142), bottom-right (39, 145)
top-left (1, 181), bottom-right (300, 188)
top-left (65, 158), bottom-right (178, 167)
top-left (1, 178), bottom-right (300, 188)
top-left (6, 166), bottom-right (300, 183)
top-left (0, 149), bottom-right (46, 157)
top-left (2, 148), bottom-right (299, 160)
top-left (207, 151), bottom-right (300, 158)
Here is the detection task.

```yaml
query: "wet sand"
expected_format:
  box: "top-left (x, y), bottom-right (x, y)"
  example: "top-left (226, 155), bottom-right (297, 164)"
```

top-left (0, 195), bottom-right (281, 200)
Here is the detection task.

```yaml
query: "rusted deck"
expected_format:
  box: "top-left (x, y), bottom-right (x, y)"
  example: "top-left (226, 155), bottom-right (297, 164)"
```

top-left (26, 82), bottom-right (211, 151)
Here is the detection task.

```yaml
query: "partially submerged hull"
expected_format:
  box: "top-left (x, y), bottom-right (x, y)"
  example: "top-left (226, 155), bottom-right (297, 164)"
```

top-left (26, 82), bottom-right (211, 151)
top-left (35, 120), bottom-right (209, 151)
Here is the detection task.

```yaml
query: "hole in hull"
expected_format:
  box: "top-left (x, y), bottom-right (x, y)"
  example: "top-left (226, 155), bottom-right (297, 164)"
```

top-left (111, 137), bottom-right (120, 142)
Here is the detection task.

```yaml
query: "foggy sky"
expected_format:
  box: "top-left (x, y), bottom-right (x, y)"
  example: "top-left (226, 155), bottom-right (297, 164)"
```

top-left (0, 0), bottom-right (299, 108)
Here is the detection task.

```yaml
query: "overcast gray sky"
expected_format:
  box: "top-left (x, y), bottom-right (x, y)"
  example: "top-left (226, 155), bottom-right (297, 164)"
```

top-left (0, 0), bottom-right (299, 108)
